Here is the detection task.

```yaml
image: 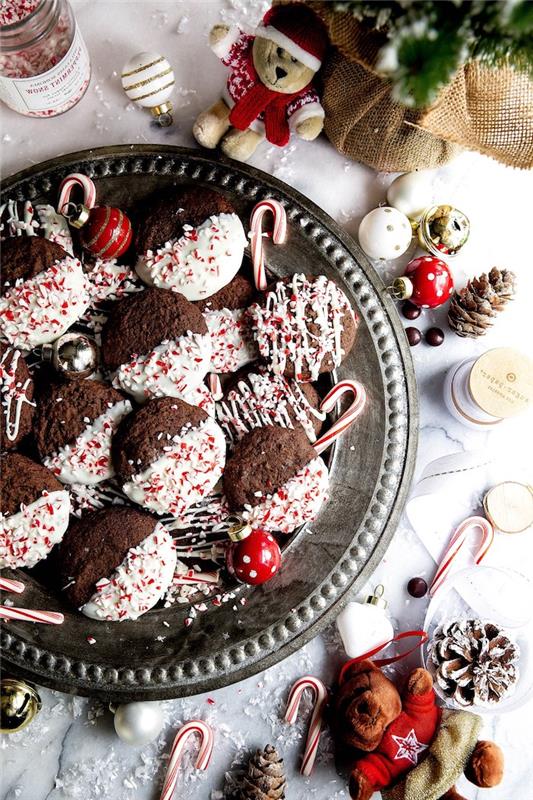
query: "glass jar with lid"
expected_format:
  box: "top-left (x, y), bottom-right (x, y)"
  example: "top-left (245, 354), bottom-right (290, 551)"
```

top-left (0, 0), bottom-right (91, 117)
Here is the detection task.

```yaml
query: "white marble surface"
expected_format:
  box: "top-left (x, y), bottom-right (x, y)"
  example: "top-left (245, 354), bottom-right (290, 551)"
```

top-left (1, 2), bottom-right (532, 799)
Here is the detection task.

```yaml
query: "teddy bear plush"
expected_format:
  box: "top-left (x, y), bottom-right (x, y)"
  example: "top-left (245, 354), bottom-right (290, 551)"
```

top-left (332, 659), bottom-right (504, 800)
top-left (193, 3), bottom-right (328, 162)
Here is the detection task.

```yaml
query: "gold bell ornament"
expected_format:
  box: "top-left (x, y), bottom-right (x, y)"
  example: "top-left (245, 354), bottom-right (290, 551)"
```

top-left (121, 51), bottom-right (175, 127)
top-left (0, 677), bottom-right (42, 733)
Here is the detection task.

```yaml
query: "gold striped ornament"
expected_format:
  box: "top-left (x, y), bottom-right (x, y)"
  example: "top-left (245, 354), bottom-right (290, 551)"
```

top-left (121, 51), bottom-right (175, 127)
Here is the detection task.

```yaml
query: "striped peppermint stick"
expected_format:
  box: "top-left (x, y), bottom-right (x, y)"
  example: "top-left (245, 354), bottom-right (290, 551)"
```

top-left (250, 199), bottom-right (287, 291)
top-left (0, 577), bottom-right (25, 594)
top-left (159, 719), bottom-right (214, 800)
top-left (174, 570), bottom-right (220, 586)
top-left (58, 172), bottom-right (97, 216)
top-left (285, 675), bottom-right (328, 776)
top-left (0, 606), bottom-right (64, 624)
top-left (429, 515), bottom-right (494, 596)
top-left (314, 379), bottom-right (367, 456)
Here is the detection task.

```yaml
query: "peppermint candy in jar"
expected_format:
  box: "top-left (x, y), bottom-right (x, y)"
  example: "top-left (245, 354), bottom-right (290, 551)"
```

top-left (0, 0), bottom-right (91, 118)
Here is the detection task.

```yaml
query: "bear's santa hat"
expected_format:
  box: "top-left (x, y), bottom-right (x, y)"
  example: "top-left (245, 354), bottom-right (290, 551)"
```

top-left (256, 4), bottom-right (328, 73)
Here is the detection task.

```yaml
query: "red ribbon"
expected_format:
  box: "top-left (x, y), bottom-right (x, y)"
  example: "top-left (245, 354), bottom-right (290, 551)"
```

top-left (338, 630), bottom-right (428, 685)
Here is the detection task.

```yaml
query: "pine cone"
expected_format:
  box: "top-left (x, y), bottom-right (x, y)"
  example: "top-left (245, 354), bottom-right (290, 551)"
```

top-left (428, 619), bottom-right (520, 708)
top-left (448, 267), bottom-right (516, 338)
top-left (232, 745), bottom-right (286, 800)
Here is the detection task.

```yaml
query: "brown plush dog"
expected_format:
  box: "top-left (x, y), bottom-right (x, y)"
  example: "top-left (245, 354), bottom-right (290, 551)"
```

top-left (332, 660), bottom-right (504, 800)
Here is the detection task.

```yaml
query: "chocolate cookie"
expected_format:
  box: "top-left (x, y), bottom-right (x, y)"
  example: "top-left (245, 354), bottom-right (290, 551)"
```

top-left (248, 273), bottom-right (357, 381)
top-left (223, 424), bottom-right (329, 534)
top-left (196, 273), bottom-right (257, 313)
top-left (0, 236), bottom-right (90, 350)
top-left (0, 453), bottom-right (70, 568)
top-left (58, 507), bottom-right (176, 621)
top-left (217, 365), bottom-right (324, 444)
top-left (33, 380), bottom-right (131, 485)
top-left (135, 186), bottom-right (247, 300)
top-left (101, 288), bottom-right (212, 405)
top-left (112, 396), bottom-right (226, 518)
top-left (0, 343), bottom-right (35, 451)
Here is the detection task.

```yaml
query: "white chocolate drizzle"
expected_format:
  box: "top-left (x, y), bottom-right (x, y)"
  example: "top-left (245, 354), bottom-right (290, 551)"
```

top-left (0, 346), bottom-right (35, 443)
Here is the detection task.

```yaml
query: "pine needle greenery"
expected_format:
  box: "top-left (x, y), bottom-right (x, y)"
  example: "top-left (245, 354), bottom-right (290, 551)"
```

top-left (334, 1), bottom-right (533, 107)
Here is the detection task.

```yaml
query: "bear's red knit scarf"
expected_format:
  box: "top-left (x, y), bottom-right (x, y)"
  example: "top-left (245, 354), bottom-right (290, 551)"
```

top-left (229, 77), bottom-right (311, 147)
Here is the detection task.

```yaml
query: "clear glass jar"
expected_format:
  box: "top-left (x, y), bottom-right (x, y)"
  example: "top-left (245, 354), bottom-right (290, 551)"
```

top-left (0, 0), bottom-right (91, 117)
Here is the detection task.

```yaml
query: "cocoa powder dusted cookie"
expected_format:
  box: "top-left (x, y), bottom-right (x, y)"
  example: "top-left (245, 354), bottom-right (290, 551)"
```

top-left (217, 365), bottom-right (324, 444)
top-left (112, 396), bottom-right (226, 518)
top-left (198, 274), bottom-right (258, 374)
top-left (58, 507), bottom-right (176, 622)
top-left (248, 273), bottom-right (357, 381)
top-left (0, 453), bottom-right (70, 568)
top-left (33, 380), bottom-right (131, 486)
top-left (223, 424), bottom-right (329, 534)
top-left (101, 287), bottom-right (213, 408)
top-left (0, 343), bottom-right (35, 451)
top-left (135, 186), bottom-right (247, 300)
top-left (0, 237), bottom-right (90, 349)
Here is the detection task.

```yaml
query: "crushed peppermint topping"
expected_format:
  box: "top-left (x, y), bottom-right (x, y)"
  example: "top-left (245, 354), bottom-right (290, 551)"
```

top-left (248, 273), bottom-right (354, 381)
top-left (217, 370), bottom-right (325, 444)
top-left (136, 213), bottom-right (247, 301)
top-left (81, 523), bottom-right (177, 622)
top-left (0, 256), bottom-right (91, 349)
top-left (44, 400), bottom-right (132, 485)
top-left (122, 417), bottom-right (226, 517)
top-left (113, 334), bottom-right (212, 403)
top-left (204, 307), bottom-right (257, 374)
top-left (0, 346), bottom-right (35, 443)
top-left (0, 490), bottom-right (70, 569)
top-left (244, 457), bottom-right (329, 534)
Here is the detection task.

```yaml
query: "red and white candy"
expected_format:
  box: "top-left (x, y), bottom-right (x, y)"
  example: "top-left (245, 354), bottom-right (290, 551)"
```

top-left (430, 515), bottom-right (494, 596)
top-left (0, 606), bottom-right (64, 625)
top-left (285, 675), bottom-right (328, 776)
top-left (250, 199), bottom-right (287, 291)
top-left (159, 719), bottom-right (214, 800)
top-left (314, 379), bottom-right (367, 456)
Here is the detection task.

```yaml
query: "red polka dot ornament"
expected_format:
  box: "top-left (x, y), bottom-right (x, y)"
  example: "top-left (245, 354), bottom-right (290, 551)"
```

top-left (390, 255), bottom-right (454, 309)
top-left (226, 525), bottom-right (282, 586)
top-left (58, 173), bottom-right (133, 259)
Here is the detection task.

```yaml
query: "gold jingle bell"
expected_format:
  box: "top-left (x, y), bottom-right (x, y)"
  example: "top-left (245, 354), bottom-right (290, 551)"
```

top-left (0, 678), bottom-right (42, 733)
top-left (418, 204), bottom-right (470, 257)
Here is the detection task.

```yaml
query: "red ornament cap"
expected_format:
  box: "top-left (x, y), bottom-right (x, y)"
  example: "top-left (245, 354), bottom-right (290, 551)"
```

top-left (393, 255), bottom-right (453, 309)
top-left (226, 528), bottom-right (282, 586)
top-left (79, 206), bottom-right (133, 259)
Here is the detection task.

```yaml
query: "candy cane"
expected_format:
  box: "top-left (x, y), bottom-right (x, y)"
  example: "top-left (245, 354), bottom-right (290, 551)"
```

top-left (285, 675), bottom-right (328, 776)
top-left (250, 199), bottom-right (287, 291)
top-left (208, 373), bottom-right (223, 402)
top-left (174, 570), bottom-right (220, 586)
top-left (429, 515), bottom-right (494, 596)
top-left (0, 606), bottom-right (64, 624)
top-left (314, 380), bottom-right (367, 456)
top-left (159, 720), bottom-right (214, 800)
top-left (0, 577), bottom-right (25, 594)
top-left (58, 173), bottom-right (97, 216)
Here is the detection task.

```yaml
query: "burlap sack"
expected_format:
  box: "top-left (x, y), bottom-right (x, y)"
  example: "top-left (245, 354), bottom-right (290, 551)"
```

top-left (309, 2), bottom-right (533, 172)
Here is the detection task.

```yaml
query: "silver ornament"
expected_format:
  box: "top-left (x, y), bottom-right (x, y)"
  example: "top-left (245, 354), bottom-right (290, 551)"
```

top-left (112, 701), bottom-right (164, 746)
top-left (41, 332), bottom-right (98, 379)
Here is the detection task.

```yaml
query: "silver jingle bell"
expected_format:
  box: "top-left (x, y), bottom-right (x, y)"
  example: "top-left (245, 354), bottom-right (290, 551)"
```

top-left (111, 701), bottom-right (164, 746)
top-left (418, 204), bottom-right (470, 257)
top-left (41, 332), bottom-right (98, 379)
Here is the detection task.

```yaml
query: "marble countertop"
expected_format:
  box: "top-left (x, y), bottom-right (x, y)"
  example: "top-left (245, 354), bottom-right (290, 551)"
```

top-left (1, 2), bottom-right (531, 799)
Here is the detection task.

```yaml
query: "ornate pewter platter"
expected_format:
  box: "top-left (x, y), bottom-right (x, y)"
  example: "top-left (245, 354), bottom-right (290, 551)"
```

top-left (1, 146), bottom-right (417, 701)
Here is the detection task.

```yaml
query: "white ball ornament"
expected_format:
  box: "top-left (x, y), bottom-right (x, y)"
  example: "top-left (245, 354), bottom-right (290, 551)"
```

top-left (386, 171), bottom-right (433, 219)
top-left (112, 701), bottom-right (164, 746)
top-left (121, 52), bottom-right (175, 126)
top-left (358, 206), bottom-right (412, 260)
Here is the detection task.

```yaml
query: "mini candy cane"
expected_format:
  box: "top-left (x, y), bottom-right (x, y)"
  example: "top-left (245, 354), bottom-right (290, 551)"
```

top-left (429, 515), bottom-right (494, 596)
top-left (159, 719), bottom-right (214, 800)
top-left (250, 199), bottom-right (287, 291)
top-left (0, 607), bottom-right (64, 624)
top-left (0, 577), bottom-right (25, 594)
top-left (208, 373), bottom-right (223, 402)
top-left (285, 675), bottom-right (328, 776)
top-left (58, 172), bottom-right (97, 216)
top-left (314, 380), bottom-right (367, 456)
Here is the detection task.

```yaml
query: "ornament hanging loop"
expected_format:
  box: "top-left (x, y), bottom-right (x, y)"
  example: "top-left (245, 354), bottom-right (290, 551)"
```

top-left (389, 277), bottom-right (414, 301)
top-left (58, 172), bottom-right (97, 217)
top-left (151, 102), bottom-right (173, 127)
top-left (62, 202), bottom-right (91, 229)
